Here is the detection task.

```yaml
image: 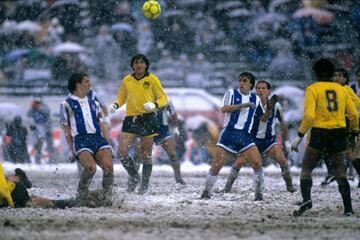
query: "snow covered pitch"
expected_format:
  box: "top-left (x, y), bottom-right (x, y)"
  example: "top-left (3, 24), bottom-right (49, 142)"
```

top-left (1, 163), bottom-right (359, 240)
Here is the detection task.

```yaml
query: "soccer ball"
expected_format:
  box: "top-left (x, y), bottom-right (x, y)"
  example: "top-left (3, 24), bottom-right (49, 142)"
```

top-left (142, 0), bottom-right (161, 20)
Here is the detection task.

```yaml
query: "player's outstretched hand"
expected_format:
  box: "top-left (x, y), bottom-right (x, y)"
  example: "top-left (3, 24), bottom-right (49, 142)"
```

top-left (68, 151), bottom-right (76, 163)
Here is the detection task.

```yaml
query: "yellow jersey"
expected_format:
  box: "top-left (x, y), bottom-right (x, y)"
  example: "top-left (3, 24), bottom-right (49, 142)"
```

top-left (0, 161), bottom-right (15, 207)
top-left (299, 82), bottom-right (359, 135)
top-left (115, 73), bottom-right (168, 116)
top-left (344, 85), bottom-right (360, 108)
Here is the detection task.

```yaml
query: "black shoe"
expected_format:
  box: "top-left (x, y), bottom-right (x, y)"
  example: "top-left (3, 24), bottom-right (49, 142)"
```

top-left (15, 168), bottom-right (32, 189)
top-left (293, 200), bottom-right (312, 216)
top-left (321, 175), bottom-right (335, 186)
top-left (344, 210), bottom-right (354, 217)
top-left (126, 175), bottom-right (140, 193)
top-left (138, 183), bottom-right (149, 195)
top-left (200, 190), bottom-right (211, 199)
top-left (286, 185), bottom-right (296, 193)
top-left (254, 193), bottom-right (263, 201)
top-left (175, 178), bottom-right (186, 185)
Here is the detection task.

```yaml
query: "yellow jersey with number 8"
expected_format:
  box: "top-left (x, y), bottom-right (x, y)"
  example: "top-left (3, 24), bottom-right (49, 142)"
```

top-left (299, 81), bottom-right (359, 135)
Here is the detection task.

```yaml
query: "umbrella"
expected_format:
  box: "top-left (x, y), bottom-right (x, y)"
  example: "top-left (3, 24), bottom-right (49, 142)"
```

top-left (269, 0), bottom-right (292, 10)
top-left (293, 7), bottom-right (335, 24)
top-left (0, 103), bottom-right (22, 122)
top-left (110, 23), bottom-right (134, 33)
top-left (162, 10), bottom-right (186, 18)
top-left (255, 12), bottom-right (287, 25)
top-left (15, 20), bottom-right (42, 33)
top-left (4, 49), bottom-right (31, 62)
top-left (177, 0), bottom-right (205, 6)
top-left (52, 42), bottom-right (85, 54)
top-left (215, 1), bottom-right (243, 10)
top-left (227, 8), bottom-right (252, 18)
top-left (50, 0), bottom-right (79, 9)
top-left (272, 85), bottom-right (304, 98)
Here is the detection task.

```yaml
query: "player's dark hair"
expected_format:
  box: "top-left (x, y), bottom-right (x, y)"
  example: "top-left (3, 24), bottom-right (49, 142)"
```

top-left (334, 68), bottom-right (349, 85)
top-left (256, 80), bottom-right (271, 89)
top-left (239, 72), bottom-right (256, 90)
top-left (312, 58), bottom-right (335, 81)
top-left (130, 54), bottom-right (150, 72)
top-left (68, 73), bottom-right (88, 93)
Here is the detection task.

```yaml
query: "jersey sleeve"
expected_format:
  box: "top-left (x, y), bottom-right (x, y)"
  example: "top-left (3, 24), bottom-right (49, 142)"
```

top-left (167, 100), bottom-right (176, 116)
top-left (298, 86), bottom-right (316, 135)
top-left (152, 76), bottom-right (168, 108)
top-left (60, 101), bottom-right (70, 127)
top-left (345, 93), bottom-right (359, 132)
top-left (222, 89), bottom-right (233, 107)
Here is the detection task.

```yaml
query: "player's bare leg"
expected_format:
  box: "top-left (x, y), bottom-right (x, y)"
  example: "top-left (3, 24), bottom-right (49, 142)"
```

top-left (331, 153), bottom-right (354, 216)
top-left (95, 148), bottom-right (114, 205)
top-left (162, 138), bottom-right (185, 185)
top-left (293, 147), bottom-right (321, 216)
top-left (138, 136), bottom-right (154, 195)
top-left (200, 147), bottom-right (232, 199)
top-left (118, 133), bottom-right (140, 192)
top-left (77, 151), bottom-right (97, 203)
top-left (267, 145), bottom-right (295, 192)
top-left (240, 146), bottom-right (264, 201)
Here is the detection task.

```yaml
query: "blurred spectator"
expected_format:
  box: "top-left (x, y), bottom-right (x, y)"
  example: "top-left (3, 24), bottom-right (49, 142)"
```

top-left (93, 25), bottom-right (120, 82)
top-left (4, 117), bottom-right (30, 164)
top-left (185, 116), bottom-right (219, 165)
top-left (27, 97), bottom-right (56, 164)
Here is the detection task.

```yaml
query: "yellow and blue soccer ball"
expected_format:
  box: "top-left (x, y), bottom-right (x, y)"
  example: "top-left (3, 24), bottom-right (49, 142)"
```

top-left (142, 0), bottom-right (161, 20)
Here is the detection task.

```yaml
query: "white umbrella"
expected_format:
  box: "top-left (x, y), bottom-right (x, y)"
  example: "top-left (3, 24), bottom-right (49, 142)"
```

top-left (50, 0), bottom-right (79, 9)
top-left (15, 20), bottom-right (42, 33)
top-left (110, 23), bottom-right (134, 33)
top-left (293, 7), bottom-right (335, 24)
top-left (227, 8), bottom-right (252, 18)
top-left (163, 10), bottom-right (186, 18)
top-left (0, 103), bottom-right (22, 122)
top-left (216, 1), bottom-right (242, 10)
top-left (52, 41), bottom-right (85, 54)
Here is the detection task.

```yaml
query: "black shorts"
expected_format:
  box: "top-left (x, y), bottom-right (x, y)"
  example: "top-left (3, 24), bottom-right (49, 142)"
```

top-left (308, 127), bottom-right (347, 154)
top-left (11, 182), bottom-right (31, 208)
top-left (122, 112), bottom-right (157, 137)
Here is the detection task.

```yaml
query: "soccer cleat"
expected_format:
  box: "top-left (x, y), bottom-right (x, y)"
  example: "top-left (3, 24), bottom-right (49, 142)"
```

top-left (293, 200), bottom-right (312, 216)
top-left (344, 210), bottom-right (354, 217)
top-left (15, 168), bottom-right (32, 189)
top-left (254, 193), bottom-right (263, 201)
top-left (126, 175), bottom-right (141, 193)
top-left (137, 183), bottom-right (149, 195)
top-left (286, 185), bottom-right (296, 193)
top-left (200, 190), bottom-right (211, 199)
top-left (175, 178), bottom-right (186, 185)
top-left (321, 175), bottom-right (336, 186)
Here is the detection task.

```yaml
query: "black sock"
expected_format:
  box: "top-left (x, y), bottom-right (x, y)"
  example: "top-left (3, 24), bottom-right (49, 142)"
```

top-left (337, 177), bottom-right (353, 213)
top-left (121, 156), bottom-right (139, 177)
top-left (141, 163), bottom-right (153, 189)
top-left (300, 178), bottom-right (312, 203)
top-left (352, 160), bottom-right (360, 176)
top-left (77, 169), bottom-right (95, 197)
top-left (102, 172), bottom-right (114, 194)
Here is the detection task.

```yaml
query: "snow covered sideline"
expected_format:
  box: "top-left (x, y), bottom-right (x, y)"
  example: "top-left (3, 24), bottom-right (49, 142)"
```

top-left (1, 162), bottom-right (359, 240)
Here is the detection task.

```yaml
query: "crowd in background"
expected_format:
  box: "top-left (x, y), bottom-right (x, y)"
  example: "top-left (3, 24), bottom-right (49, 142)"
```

top-left (0, 0), bottom-right (359, 96)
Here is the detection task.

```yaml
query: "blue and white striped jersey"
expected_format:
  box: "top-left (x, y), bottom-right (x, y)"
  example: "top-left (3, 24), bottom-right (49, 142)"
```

top-left (221, 89), bottom-right (262, 131)
top-left (250, 102), bottom-right (283, 139)
top-left (60, 95), bottom-right (101, 137)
